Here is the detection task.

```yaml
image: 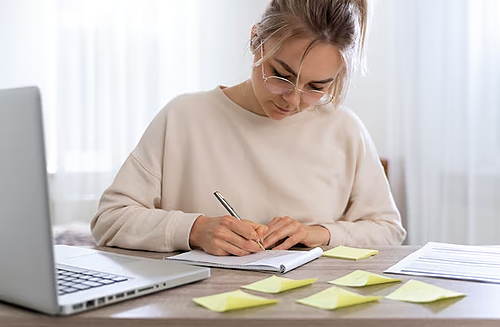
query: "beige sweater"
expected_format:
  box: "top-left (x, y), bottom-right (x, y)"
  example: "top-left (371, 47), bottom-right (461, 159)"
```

top-left (91, 86), bottom-right (406, 252)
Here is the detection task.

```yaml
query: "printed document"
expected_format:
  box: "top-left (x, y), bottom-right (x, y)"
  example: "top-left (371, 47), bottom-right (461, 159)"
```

top-left (385, 241), bottom-right (500, 283)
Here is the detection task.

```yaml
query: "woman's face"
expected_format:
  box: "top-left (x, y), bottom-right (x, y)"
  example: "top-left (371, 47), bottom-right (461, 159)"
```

top-left (250, 37), bottom-right (343, 120)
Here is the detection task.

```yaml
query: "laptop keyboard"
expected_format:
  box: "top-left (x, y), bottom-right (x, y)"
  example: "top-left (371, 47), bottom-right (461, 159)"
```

top-left (57, 268), bottom-right (129, 296)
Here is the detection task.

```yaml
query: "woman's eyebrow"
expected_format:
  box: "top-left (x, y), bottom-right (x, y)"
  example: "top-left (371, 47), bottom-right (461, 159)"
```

top-left (274, 58), bottom-right (334, 84)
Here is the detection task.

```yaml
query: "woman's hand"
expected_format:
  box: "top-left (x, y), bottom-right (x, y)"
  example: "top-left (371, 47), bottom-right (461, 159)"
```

top-left (189, 215), bottom-right (267, 256)
top-left (262, 216), bottom-right (330, 250)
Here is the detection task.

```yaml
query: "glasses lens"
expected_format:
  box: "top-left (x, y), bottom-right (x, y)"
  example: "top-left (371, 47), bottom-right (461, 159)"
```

top-left (264, 77), bottom-right (295, 95)
top-left (303, 91), bottom-right (332, 105)
top-left (265, 76), bottom-right (332, 106)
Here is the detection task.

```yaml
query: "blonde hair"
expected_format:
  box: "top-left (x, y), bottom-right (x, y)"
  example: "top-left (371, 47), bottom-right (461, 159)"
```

top-left (251, 0), bottom-right (369, 108)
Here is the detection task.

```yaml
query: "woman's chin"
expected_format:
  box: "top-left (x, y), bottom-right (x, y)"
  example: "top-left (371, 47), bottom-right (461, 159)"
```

top-left (265, 110), bottom-right (289, 121)
top-left (264, 103), bottom-right (296, 120)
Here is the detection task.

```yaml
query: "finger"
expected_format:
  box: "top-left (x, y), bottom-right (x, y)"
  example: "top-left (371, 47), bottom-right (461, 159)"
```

top-left (225, 217), bottom-right (260, 242)
top-left (242, 222), bottom-right (267, 250)
top-left (265, 216), bottom-right (284, 231)
top-left (263, 217), bottom-right (294, 244)
top-left (208, 232), bottom-right (256, 256)
top-left (262, 217), bottom-right (284, 240)
top-left (264, 216), bottom-right (294, 235)
top-left (219, 240), bottom-right (253, 256)
top-left (272, 228), bottom-right (307, 250)
top-left (242, 220), bottom-right (267, 241)
top-left (255, 225), bottom-right (268, 244)
top-left (240, 220), bottom-right (268, 249)
top-left (263, 220), bottom-right (300, 249)
top-left (244, 219), bottom-right (267, 238)
top-left (213, 223), bottom-right (262, 253)
top-left (263, 229), bottom-right (290, 249)
top-left (204, 246), bottom-right (231, 256)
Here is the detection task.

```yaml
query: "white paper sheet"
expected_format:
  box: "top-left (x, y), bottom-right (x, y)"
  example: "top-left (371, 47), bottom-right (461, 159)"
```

top-left (385, 242), bottom-right (500, 283)
top-left (166, 247), bottom-right (323, 273)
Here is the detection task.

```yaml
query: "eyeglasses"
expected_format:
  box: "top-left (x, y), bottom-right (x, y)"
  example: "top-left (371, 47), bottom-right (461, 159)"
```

top-left (260, 43), bottom-right (333, 106)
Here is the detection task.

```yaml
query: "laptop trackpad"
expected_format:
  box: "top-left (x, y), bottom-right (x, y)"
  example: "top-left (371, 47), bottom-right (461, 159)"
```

top-left (54, 245), bottom-right (98, 261)
top-left (59, 252), bottom-right (139, 271)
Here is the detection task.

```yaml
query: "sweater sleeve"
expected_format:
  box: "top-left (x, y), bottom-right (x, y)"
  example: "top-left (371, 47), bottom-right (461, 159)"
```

top-left (90, 101), bottom-right (202, 252)
top-left (313, 118), bottom-right (406, 247)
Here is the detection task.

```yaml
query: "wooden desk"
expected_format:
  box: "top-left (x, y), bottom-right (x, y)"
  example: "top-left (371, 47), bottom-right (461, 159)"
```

top-left (2, 246), bottom-right (500, 327)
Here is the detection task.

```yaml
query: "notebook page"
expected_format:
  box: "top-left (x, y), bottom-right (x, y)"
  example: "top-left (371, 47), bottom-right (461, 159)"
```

top-left (250, 247), bottom-right (323, 273)
top-left (167, 247), bottom-right (323, 273)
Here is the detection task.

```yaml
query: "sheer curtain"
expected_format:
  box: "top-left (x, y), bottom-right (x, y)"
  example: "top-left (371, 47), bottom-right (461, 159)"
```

top-left (387, 0), bottom-right (500, 245)
top-left (27, 0), bottom-right (500, 245)
top-left (49, 0), bottom-right (268, 225)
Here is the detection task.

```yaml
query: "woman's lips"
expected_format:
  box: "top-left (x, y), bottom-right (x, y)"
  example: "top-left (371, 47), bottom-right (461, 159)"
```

top-left (273, 102), bottom-right (293, 113)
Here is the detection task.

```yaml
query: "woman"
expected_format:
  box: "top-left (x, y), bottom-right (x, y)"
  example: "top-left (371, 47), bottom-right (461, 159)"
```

top-left (91, 0), bottom-right (406, 255)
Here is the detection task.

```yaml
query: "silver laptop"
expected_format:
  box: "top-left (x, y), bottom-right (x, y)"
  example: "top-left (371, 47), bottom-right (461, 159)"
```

top-left (0, 86), bottom-right (210, 315)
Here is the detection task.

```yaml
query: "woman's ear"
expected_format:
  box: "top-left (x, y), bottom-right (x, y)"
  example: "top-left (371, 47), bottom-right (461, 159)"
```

top-left (250, 25), bottom-right (258, 53)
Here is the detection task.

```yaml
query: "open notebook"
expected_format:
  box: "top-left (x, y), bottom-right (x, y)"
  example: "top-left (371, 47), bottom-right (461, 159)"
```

top-left (166, 247), bottom-right (323, 273)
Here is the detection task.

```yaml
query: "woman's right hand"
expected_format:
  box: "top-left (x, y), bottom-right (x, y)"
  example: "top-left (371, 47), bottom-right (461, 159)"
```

top-left (189, 215), bottom-right (267, 256)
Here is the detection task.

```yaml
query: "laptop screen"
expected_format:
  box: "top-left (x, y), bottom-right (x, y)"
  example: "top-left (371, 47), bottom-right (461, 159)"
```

top-left (0, 86), bottom-right (59, 314)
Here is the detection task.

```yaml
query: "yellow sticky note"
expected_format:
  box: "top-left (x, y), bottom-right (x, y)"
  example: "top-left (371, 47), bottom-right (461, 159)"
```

top-left (322, 245), bottom-right (378, 260)
top-left (193, 290), bottom-right (279, 312)
top-left (329, 270), bottom-right (402, 287)
top-left (242, 275), bottom-right (317, 293)
top-left (296, 286), bottom-right (382, 310)
top-left (385, 279), bottom-right (466, 303)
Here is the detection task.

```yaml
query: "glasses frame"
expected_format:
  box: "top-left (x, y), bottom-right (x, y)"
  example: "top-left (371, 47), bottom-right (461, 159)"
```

top-left (259, 42), bottom-right (334, 107)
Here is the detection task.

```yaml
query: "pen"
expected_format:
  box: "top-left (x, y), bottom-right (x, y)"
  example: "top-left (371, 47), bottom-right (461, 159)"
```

top-left (213, 191), bottom-right (266, 251)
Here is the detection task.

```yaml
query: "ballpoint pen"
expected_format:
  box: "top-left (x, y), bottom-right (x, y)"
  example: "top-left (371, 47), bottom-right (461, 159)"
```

top-left (213, 191), bottom-right (266, 251)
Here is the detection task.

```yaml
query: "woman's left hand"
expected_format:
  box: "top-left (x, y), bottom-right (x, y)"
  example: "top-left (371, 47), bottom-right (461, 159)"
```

top-left (262, 216), bottom-right (331, 250)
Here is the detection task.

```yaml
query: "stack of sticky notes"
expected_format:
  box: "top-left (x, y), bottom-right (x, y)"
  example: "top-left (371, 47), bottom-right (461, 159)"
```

top-left (322, 245), bottom-right (378, 260)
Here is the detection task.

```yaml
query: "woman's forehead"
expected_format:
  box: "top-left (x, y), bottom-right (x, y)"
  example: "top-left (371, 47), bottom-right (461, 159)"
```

top-left (267, 37), bottom-right (343, 81)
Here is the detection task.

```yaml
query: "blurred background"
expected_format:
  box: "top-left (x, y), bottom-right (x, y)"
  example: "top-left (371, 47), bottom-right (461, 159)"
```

top-left (1, 0), bottom-right (499, 246)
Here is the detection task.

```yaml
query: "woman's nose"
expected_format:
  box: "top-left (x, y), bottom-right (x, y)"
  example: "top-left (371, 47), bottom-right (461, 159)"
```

top-left (281, 90), bottom-right (301, 107)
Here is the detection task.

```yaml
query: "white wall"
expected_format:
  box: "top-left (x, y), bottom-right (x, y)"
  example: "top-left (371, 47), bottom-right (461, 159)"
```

top-left (198, 0), bottom-right (269, 88)
top-left (1, 0), bottom-right (391, 154)
top-left (0, 0), bottom-right (403, 230)
top-left (344, 0), bottom-right (391, 158)
top-left (0, 1), bottom-right (396, 188)
top-left (0, 0), bottom-right (57, 143)
top-left (341, 1), bottom-right (408, 234)
top-left (0, 0), bottom-right (55, 90)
